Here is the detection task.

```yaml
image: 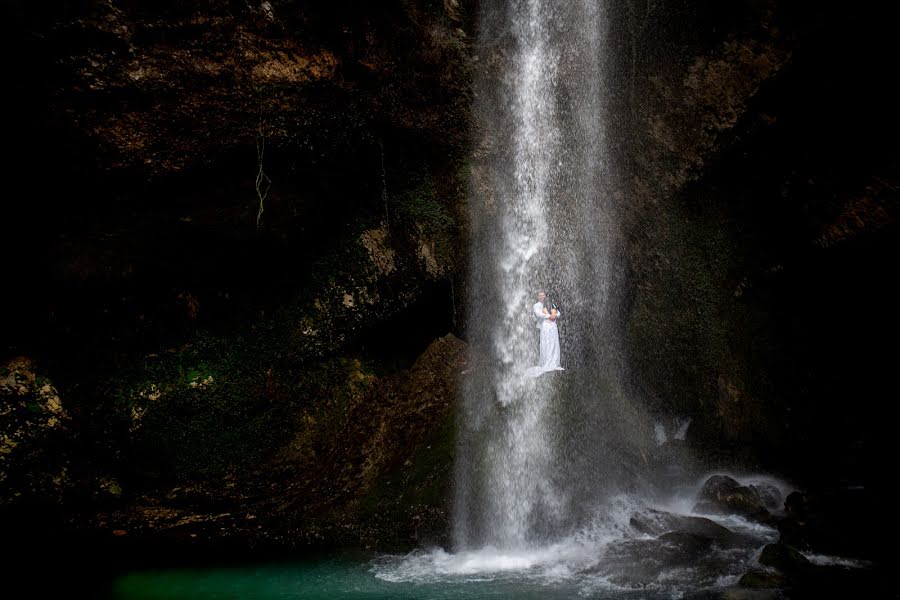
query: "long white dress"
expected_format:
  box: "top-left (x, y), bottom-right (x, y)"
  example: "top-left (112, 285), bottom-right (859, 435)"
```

top-left (525, 302), bottom-right (563, 378)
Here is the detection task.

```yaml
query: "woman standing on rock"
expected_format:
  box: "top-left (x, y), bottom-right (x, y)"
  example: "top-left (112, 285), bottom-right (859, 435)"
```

top-left (526, 290), bottom-right (564, 377)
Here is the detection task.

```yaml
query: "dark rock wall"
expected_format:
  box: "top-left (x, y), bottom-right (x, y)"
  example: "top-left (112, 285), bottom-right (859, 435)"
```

top-left (4, 0), bottom-right (473, 360)
top-left (1, 0), bottom-right (896, 552)
top-left (607, 0), bottom-right (898, 485)
top-left (2, 0), bottom-right (476, 546)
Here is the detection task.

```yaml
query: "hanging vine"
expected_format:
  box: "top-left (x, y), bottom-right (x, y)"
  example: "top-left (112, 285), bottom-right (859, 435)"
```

top-left (255, 118), bottom-right (272, 230)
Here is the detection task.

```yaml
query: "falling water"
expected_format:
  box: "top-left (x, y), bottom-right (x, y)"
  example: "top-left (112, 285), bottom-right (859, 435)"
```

top-left (363, 3), bottom-right (817, 592)
top-left (452, 0), bottom-right (651, 550)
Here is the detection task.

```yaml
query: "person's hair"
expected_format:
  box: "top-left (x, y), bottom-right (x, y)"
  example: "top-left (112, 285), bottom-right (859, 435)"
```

top-left (536, 290), bottom-right (545, 297)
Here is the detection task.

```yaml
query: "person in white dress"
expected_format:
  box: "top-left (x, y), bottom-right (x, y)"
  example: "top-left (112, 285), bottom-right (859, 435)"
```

top-left (526, 291), bottom-right (564, 377)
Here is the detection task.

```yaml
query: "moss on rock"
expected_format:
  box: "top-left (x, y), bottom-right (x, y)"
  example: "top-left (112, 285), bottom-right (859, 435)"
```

top-left (0, 357), bottom-right (72, 505)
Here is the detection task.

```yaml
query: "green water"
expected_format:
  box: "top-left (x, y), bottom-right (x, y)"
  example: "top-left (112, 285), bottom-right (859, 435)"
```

top-left (102, 490), bottom-right (796, 599)
top-left (107, 555), bottom-right (680, 600)
top-left (112, 561), bottom-right (571, 600)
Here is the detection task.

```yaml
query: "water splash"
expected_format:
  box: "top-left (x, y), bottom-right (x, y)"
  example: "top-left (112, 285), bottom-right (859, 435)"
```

top-left (453, 0), bottom-right (648, 551)
top-left (378, 477), bottom-right (791, 595)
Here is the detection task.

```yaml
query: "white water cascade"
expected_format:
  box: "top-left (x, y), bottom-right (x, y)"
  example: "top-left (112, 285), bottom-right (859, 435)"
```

top-left (374, 3), bottom-right (803, 592)
top-left (452, 0), bottom-right (649, 551)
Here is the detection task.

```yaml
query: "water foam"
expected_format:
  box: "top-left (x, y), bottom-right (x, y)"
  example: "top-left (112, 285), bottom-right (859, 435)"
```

top-left (376, 481), bottom-right (783, 592)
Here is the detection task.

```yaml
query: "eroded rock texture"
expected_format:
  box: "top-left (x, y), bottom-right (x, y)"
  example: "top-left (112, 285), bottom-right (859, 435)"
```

top-left (3, 0), bottom-right (476, 550)
top-left (1, 0), bottom-right (896, 558)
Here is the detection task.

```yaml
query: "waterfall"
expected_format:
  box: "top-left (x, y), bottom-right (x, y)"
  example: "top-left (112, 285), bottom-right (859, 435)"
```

top-left (453, 0), bottom-right (650, 551)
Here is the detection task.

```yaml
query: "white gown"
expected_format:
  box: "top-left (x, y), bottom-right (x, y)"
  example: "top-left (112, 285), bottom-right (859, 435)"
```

top-left (525, 302), bottom-right (563, 378)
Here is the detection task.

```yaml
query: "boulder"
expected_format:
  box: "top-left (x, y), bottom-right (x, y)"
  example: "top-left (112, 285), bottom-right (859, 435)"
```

top-left (629, 507), bottom-right (745, 547)
top-left (739, 570), bottom-right (787, 589)
top-left (657, 531), bottom-right (715, 556)
top-left (749, 482), bottom-right (783, 512)
top-left (594, 527), bottom-right (751, 589)
top-left (778, 488), bottom-right (883, 560)
top-left (759, 543), bottom-right (811, 574)
top-left (693, 475), bottom-right (770, 522)
top-left (595, 536), bottom-right (704, 584)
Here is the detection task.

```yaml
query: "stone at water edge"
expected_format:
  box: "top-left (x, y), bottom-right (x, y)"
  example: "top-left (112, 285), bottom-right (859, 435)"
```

top-left (693, 474), bottom-right (771, 522)
top-left (738, 570), bottom-right (787, 589)
top-left (759, 542), bottom-right (811, 574)
top-left (778, 488), bottom-right (881, 561)
top-left (749, 482), bottom-right (783, 512)
top-left (629, 507), bottom-right (745, 547)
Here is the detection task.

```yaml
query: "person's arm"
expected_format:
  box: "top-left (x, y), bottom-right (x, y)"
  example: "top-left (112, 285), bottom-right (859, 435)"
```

top-left (533, 303), bottom-right (549, 320)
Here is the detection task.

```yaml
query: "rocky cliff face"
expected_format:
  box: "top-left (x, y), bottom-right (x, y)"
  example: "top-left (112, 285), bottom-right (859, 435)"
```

top-left (5, 0), bottom-right (473, 352)
top-left (609, 0), bottom-right (898, 480)
top-left (1, 0), bottom-right (896, 555)
top-left (2, 0), bottom-right (476, 548)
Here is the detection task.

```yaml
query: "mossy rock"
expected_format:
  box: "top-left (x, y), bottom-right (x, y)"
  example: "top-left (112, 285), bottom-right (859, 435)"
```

top-left (0, 357), bottom-right (72, 505)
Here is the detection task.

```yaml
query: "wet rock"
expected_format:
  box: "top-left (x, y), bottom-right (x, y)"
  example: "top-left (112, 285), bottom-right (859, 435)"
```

top-left (777, 491), bottom-right (814, 551)
top-left (752, 544), bottom-right (886, 598)
top-left (621, 15), bottom-right (793, 457)
top-left (657, 531), bottom-right (714, 556)
top-left (739, 570), bottom-right (787, 589)
top-left (723, 591), bottom-right (781, 600)
top-left (693, 475), bottom-right (770, 522)
top-left (778, 488), bottom-right (883, 560)
top-left (692, 500), bottom-right (725, 514)
top-left (749, 483), bottom-right (783, 512)
top-left (759, 543), bottom-right (810, 574)
top-left (784, 490), bottom-right (809, 517)
top-left (594, 528), bottom-right (751, 589)
top-left (592, 502), bottom-right (773, 588)
top-left (629, 508), bottom-right (745, 547)
top-left (595, 537), bottom-right (692, 583)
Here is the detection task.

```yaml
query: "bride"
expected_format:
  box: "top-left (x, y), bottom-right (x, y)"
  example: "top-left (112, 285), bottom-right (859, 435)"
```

top-left (526, 291), bottom-right (564, 377)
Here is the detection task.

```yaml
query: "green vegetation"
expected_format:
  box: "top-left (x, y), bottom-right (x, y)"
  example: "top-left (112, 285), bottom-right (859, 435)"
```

top-left (391, 175), bottom-right (454, 236)
top-left (95, 324), bottom-right (378, 481)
